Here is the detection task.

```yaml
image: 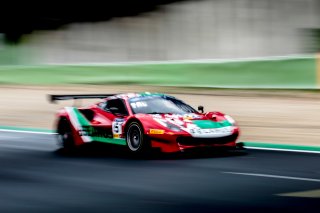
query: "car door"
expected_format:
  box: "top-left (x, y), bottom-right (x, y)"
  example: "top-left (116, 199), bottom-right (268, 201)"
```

top-left (90, 98), bottom-right (128, 145)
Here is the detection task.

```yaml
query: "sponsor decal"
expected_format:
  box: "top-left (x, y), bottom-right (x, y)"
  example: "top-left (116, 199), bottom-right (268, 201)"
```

top-left (78, 126), bottom-right (113, 138)
top-left (113, 133), bottom-right (120, 139)
top-left (130, 101), bottom-right (148, 109)
top-left (182, 126), bottom-right (233, 138)
top-left (183, 113), bottom-right (201, 119)
top-left (163, 113), bottom-right (200, 120)
top-left (189, 126), bottom-right (232, 135)
top-left (181, 120), bottom-right (233, 138)
top-left (183, 115), bottom-right (193, 120)
top-left (149, 129), bottom-right (165, 134)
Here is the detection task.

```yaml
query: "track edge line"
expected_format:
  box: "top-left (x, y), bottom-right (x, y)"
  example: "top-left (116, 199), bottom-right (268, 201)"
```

top-left (0, 126), bottom-right (55, 134)
top-left (239, 142), bottom-right (320, 153)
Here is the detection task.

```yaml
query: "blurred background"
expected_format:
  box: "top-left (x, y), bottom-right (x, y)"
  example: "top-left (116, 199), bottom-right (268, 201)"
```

top-left (0, 0), bottom-right (319, 134)
top-left (1, 0), bottom-right (320, 144)
top-left (1, 1), bottom-right (320, 212)
top-left (0, 0), bottom-right (319, 64)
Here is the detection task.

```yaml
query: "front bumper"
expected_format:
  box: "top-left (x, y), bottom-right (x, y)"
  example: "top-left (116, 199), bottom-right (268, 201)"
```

top-left (149, 128), bottom-right (240, 153)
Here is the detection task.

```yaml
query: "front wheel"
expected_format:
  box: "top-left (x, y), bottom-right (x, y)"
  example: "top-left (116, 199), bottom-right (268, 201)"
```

top-left (126, 122), bottom-right (148, 153)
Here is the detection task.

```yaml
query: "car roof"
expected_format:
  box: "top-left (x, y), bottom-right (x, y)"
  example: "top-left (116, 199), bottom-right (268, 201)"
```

top-left (108, 92), bottom-right (174, 100)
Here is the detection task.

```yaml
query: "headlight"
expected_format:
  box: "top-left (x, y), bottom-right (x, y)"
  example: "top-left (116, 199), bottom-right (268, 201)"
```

top-left (154, 118), bottom-right (181, 132)
top-left (225, 115), bottom-right (236, 125)
top-left (165, 122), bottom-right (182, 132)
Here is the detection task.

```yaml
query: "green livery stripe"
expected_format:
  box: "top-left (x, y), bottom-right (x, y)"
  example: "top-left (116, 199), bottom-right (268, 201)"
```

top-left (192, 120), bottom-right (231, 128)
top-left (66, 107), bottom-right (93, 142)
top-left (70, 107), bottom-right (91, 126)
top-left (94, 138), bottom-right (126, 145)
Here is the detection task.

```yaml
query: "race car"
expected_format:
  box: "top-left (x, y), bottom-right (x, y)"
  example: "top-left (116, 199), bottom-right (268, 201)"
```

top-left (49, 92), bottom-right (240, 153)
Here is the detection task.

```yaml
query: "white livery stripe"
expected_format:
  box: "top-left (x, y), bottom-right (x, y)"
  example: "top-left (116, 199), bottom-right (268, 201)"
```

top-left (65, 107), bottom-right (92, 142)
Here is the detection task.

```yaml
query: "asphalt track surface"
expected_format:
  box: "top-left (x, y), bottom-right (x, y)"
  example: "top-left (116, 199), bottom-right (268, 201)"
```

top-left (0, 131), bottom-right (319, 213)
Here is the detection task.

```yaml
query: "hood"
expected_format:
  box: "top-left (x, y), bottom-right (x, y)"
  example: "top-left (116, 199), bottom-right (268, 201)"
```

top-left (142, 112), bottom-right (235, 138)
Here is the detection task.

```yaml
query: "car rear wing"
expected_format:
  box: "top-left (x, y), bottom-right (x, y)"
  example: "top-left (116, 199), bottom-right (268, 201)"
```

top-left (48, 94), bottom-right (116, 103)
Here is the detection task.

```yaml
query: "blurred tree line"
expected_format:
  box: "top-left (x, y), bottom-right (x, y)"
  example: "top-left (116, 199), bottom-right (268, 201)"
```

top-left (0, 0), bottom-right (186, 44)
top-left (303, 28), bottom-right (320, 53)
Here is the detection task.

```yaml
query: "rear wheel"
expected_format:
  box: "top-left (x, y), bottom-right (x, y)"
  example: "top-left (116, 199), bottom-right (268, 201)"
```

top-left (57, 118), bottom-right (75, 150)
top-left (126, 122), bottom-right (148, 153)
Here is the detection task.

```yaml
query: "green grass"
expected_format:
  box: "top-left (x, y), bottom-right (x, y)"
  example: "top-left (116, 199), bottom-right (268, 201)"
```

top-left (0, 58), bottom-right (316, 88)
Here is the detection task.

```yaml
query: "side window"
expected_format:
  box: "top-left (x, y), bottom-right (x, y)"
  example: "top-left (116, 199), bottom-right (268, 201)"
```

top-left (98, 102), bottom-right (107, 110)
top-left (103, 99), bottom-right (128, 116)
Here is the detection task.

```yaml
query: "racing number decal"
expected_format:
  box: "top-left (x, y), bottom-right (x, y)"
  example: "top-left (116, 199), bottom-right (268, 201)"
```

top-left (112, 121), bottom-right (124, 139)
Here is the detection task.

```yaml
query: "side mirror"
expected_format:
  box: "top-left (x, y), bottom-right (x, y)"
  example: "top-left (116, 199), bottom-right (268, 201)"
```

top-left (198, 105), bottom-right (204, 113)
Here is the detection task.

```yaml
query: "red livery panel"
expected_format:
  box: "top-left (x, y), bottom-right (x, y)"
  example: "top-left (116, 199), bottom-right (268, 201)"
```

top-left (50, 92), bottom-right (239, 153)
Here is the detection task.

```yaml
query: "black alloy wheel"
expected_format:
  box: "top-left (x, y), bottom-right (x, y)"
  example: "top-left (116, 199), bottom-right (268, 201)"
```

top-left (126, 122), bottom-right (145, 152)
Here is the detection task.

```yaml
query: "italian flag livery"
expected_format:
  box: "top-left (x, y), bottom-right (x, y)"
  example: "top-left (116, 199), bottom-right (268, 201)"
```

top-left (65, 107), bottom-right (126, 145)
top-left (53, 92), bottom-right (239, 153)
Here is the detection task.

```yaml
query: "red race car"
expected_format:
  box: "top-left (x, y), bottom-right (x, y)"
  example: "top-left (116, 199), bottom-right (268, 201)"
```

top-left (49, 92), bottom-right (239, 153)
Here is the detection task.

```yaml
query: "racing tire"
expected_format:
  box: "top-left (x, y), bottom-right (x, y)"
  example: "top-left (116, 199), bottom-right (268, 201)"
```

top-left (126, 122), bottom-right (149, 153)
top-left (57, 118), bottom-right (75, 151)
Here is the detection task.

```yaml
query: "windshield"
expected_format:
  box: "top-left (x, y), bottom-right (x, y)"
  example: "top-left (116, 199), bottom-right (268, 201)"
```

top-left (129, 96), bottom-right (197, 114)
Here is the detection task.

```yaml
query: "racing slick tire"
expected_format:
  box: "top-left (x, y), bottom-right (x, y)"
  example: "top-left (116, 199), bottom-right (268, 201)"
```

top-left (126, 121), bottom-right (149, 153)
top-left (57, 118), bottom-right (75, 151)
